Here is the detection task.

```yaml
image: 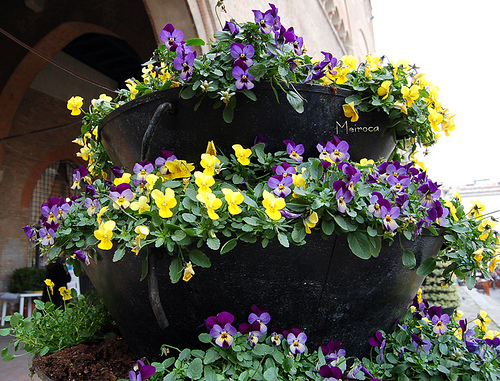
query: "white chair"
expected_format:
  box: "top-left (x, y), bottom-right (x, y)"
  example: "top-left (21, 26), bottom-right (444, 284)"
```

top-left (0, 292), bottom-right (20, 326)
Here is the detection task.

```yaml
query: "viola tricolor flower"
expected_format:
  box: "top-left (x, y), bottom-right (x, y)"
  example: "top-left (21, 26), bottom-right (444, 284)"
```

top-left (174, 47), bottom-right (196, 81)
top-left (109, 183), bottom-right (135, 210)
top-left (253, 10), bottom-right (274, 34)
top-left (230, 42), bottom-right (255, 68)
top-left (210, 320), bottom-right (237, 348)
top-left (411, 333), bottom-right (431, 355)
top-left (284, 140), bottom-right (305, 162)
top-left (381, 205), bottom-right (400, 231)
top-left (247, 305), bottom-right (271, 333)
top-left (232, 64), bottom-right (255, 90)
top-left (71, 166), bottom-right (88, 190)
top-left (160, 23), bottom-right (184, 51)
top-left (129, 360), bottom-right (156, 381)
top-left (287, 330), bottom-right (307, 354)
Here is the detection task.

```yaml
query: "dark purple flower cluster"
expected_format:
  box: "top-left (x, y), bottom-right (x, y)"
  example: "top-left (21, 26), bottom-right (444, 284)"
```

top-left (160, 23), bottom-right (197, 81)
top-left (204, 305), bottom-right (307, 353)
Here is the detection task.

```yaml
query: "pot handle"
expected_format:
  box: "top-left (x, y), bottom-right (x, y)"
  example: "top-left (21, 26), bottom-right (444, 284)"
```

top-left (141, 101), bottom-right (176, 161)
top-left (148, 253), bottom-right (169, 329)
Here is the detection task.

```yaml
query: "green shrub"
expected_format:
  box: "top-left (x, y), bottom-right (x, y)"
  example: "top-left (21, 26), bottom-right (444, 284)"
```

top-left (9, 267), bottom-right (46, 293)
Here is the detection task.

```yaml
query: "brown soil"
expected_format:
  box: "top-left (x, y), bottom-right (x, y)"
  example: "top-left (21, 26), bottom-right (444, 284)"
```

top-left (30, 336), bottom-right (135, 381)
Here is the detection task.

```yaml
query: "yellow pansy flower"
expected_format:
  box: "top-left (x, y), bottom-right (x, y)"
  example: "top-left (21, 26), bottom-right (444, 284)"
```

top-left (130, 195), bottom-right (151, 214)
top-left (200, 153), bottom-right (221, 176)
top-left (151, 188), bottom-right (177, 218)
top-left (114, 173), bottom-right (131, 186)
top-left (232, 144), bottom-right (252, 165)
top-left (44, 279), bottom-right (55, 295)
top-left (134, 225), bottom-right (150, 239)
top-left (194, 171), bottom-right (215, 193)
top-left (67, 96), bottom-right (84, 116)
top-left (341, 55), bottom-right (358, 71)
top-left (96, 206), bottom-right (109, 224)
top-left (474, 248), bottom-right (484, 263)
top-left (222, 188), bottom-right (244, 215)
top-left (377, 80), bottom-right (392, 100)
top-left (125, 79), bottom-right (139, 100)
top-left (304, 211), bottom-right (319, 234)
top-left (444, 200), bottom-right (458, 221)
top-left (196, 192), bottom-right (223, 220)
top-left (475, 310), bottom-right (491, 332)
top-left (206, 141), bottom-right (217, 156)
top-left (94, 220), bottom-right (116, 250)
top-left (394, 101), bottom-right (407, 115)
top-left (489, 256), bottom-right (499, 273)
top-left (468, 200), bottom-right (485, 218)
top-left (401, 85), bottom-right (420, 107)
top-left (91, 93), bottom-right (113, 108)
top-left (428, 107), bottom-right (444, 131)
top-left (262, 190), bottom-right (286, 221)
top-left (183, 262), bottom-right (195, 282)
top-left (479, 219), bottom-right (497, 241)
top-left (342, 102), bottom-right (359, 122)
top-left (165, 160), bottom-right (195, 179)
top-left (59, 287), bottom-right (72, 301)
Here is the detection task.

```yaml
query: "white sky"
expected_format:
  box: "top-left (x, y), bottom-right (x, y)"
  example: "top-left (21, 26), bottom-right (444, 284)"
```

top-left (371, 0), bottom-right (500, 187)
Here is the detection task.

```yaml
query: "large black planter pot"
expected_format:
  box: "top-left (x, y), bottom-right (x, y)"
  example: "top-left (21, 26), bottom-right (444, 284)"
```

top-left (85, 232), bottom-right (442, 361)
top-left (99, 83), bottom-right (395, 170)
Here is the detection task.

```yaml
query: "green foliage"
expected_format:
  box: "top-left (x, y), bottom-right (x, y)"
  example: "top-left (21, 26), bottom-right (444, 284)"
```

top-left (0, 290), bottom-right (114, 361)
top-left (364, 307), bottom-right (500, 380)
top-left (9, 267), bottom-right (46, 293)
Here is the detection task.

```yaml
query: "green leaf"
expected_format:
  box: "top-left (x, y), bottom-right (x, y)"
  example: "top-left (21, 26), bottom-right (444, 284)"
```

top-left (220, 237), bottom-right (238, 254)
top-left (112, 247), bottom-right (126, 262)
top-left (169, 257), bottom-right (183, 283)
top-left (198, 333), bottom-right (212, 343)
top-left (416, 257), bottom-right (436, 276)
top-left (347, 231), bottom-right (378, 259)
top-left (277, 233), bottom-right (289, 248)
top-left (180, 85), bottom-right (195, 99)
top-left (402, 249), bottom-right (416, 269)
top-left (242, 90), bottom-right (257, 101)
top-left (204, 348), bottom-right (221, 365)
top-left (189, 249), bottom-right (211, 268)
top-left (248, 63), bottom-right (267, 79)
top-left (437, 364), bottom-right (450, 375)
top-left (163, 372), bottom-right (178, 381)
top-left (207, 237), bottom-right (220, 250)
top-left (1, 347), bottom-right (14, 361)
top-left (321, 219), bottom-right (335, 235)
top-left (333, 215), bottom-right (357, 232)
top-left (182, 213), bottom-right (197, 223)
top-left (187, 358), bottom-right (203, 380)
top-left (185, 38), bottom-right (205, 46)
top-left (0, 328), bottom-right (11, 336)
top-left (286, 91), bottom-right (304, 113)
top-left (223, 103), bottom-right (235, 123)
top-left (264, 368), bottom-right (278, 381)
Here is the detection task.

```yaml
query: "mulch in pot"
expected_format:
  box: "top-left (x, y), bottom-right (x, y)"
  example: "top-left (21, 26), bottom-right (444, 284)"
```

top-left (30, 336), bottom-right (136, 381)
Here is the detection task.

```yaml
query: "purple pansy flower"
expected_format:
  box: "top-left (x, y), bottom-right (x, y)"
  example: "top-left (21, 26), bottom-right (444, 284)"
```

top-left (71, 166), bottom-right (88, 190)
top-left (39, 227), bottom-right (55, 246)
top-left (270, 331), bottom-right (284, 346)
top-left (84, 197), bottom-right (100, 216)
top-left (109, 183), bottom-right (135, 209)
top-left (74, 250), bottom-right (90, 265)
top-left (253, 10), bottom-right (274, 34)
top-left (432, 313), bottom-right (450, 335)
top-left (387, 175), bottom-right (411, 193)
top-left (160, 23), bottom-right (184, 51)
top-left (418, 180), bottom-right (441, 208)
top-left (174, 48), bottom-right (196, 80)
top-left (268, 175), bottom-right (293, 197)
top-left (22, 225), bottom-right (36, 242)
top-left (284, 140), bottom-right (305, 162)
top-left (314, 51), bottom-right (338, 76)
top-left (129, 360), bottom-right (156, 381)
top-left (232, 64), bottom-right (255, 90)
top-left (287, 331), bottom-right (307, 354)
top-left (368, 192), bottom-right (392, 218)
top-left (412, 334), bottom-right (431, 355)
top-left (230, 42), bottom-right (255, 68)
top-left (233, 64), bottom-right (255, 90)
top-left (210, 322), bottom-right (237, 348)
top-left (223, 20), bottom-right (240, 36)
top-left (319, 364), bottom-right (343, 381)
top-left (329, 140), bottom-right (350, 163)
top-left (321, 341), bottom-right (346, 365)
top-left (381, 205), bottom-right (400, 231)
top-left (248, 305), bottom-right (271, 333)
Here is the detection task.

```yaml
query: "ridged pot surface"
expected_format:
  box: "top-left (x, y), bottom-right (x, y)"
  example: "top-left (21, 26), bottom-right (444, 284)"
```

top-left (99, 84), bottom-right (395, 170)
top-left (85, 232), bottom-right (442, 361)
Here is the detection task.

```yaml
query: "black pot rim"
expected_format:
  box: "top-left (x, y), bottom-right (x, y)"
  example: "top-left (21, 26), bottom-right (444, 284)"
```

top-left (100, 82), bottom-right (352, 128)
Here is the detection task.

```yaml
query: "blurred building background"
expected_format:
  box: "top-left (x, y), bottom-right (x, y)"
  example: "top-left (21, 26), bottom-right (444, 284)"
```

top-left (0, 0), bottom-right (376, 292)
